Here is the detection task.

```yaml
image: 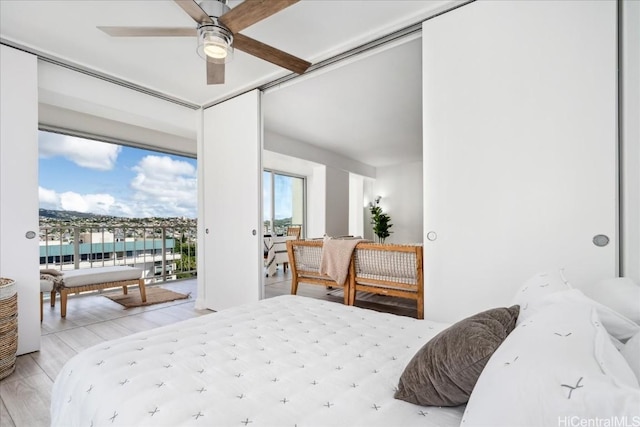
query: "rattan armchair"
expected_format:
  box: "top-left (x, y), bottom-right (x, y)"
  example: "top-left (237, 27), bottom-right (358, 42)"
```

top-left (286, 239), bottom-right (350, 304)
top-left (349, 243), bottom-right (424, 319)
top-left (286, 240), bottom-right (424, 318)
top-left (286, 225), bottom-right (302, 239)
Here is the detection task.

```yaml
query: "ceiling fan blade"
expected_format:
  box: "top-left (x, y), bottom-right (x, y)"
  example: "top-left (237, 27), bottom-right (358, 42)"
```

top-left (98, 26), bottom-right (197, 37)
top-left (174, 0), bottom-right (214, 25)
top-left (220, 0), bottom-right (299, 34)
top-left (207, 61), bottom-right (225, 85)
top-left (234, 33), bottom-right (310, 75)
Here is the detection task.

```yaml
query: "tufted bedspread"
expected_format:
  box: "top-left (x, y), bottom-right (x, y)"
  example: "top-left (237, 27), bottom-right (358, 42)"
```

top-left (51, 295), bottom-right (464, 426)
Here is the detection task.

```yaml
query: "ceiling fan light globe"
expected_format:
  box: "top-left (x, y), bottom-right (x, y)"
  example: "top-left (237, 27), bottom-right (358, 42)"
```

top-left (204, 43), bottom-right (228, 59)
top-left (197, 25), bottom-right (233, 64)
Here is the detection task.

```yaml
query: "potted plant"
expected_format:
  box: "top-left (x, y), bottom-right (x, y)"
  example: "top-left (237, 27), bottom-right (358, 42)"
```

top-left (369, 196), bottom-right (393, 243)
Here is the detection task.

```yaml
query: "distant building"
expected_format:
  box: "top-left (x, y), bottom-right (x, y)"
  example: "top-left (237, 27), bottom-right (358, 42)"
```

top-left (39, 230), bottom-right (180, 283)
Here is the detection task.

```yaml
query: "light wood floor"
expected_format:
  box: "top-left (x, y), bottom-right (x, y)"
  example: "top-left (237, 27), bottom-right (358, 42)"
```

top-left (0, 268), bottom-right (416, 427)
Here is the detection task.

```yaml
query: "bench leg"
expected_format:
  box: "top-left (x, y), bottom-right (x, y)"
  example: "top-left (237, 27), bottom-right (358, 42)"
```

top-left (138, 279), bottom-right (147, 302)
top-left (60, 290), bottom-right (68, 318)
top-left (50, 290), bottom-right (56, 307)
top-left (122, 285), bottom-right (128, 295)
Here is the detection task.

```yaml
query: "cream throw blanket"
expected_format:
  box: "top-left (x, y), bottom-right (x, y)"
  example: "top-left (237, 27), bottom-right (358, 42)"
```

top-left (40, 269), bottom-right (65, 293)
top-left (319, 236), bottom-right (364, 286)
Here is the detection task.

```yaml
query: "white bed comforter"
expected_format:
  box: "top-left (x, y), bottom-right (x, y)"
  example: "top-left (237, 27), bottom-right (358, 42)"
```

top-left (51, 295), bottom-right (464, 426)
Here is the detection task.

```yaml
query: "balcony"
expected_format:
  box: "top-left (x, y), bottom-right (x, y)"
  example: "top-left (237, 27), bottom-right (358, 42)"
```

top-left (39, 224), bottom-right (197, 283)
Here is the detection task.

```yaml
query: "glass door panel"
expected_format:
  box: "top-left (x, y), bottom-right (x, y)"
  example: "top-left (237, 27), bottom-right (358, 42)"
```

top-left (263, 170), bottom-right (273, 235)
top-left (264, 170), bottom-right (304, 237)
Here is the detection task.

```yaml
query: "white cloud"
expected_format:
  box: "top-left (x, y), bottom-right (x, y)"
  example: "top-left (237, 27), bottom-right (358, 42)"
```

top-left (133, 155), bottom-right (195, 180)
top-left (129, 155), bottom-right (197, 217)
top-left (40, 187), bottom-right (123, 216)
top-left (39, 186), bottom-right (59, 208)
top-left (39, 134), bottom-right (121, 171)
top-left (39, 154), bottom-right (198, 219)
top-left (59, 192), bottom-right (116, 214)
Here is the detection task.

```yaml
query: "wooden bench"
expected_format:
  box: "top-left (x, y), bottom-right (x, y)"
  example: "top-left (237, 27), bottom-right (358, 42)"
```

top-left (51, 266), bottom-right (146, 318)
top-left (287, 240), bottom-right (423, 318)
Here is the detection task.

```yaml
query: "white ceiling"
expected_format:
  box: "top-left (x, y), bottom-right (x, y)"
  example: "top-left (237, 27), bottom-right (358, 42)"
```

top-left (0, 0), bottom-right (460, 168)
top-left (263, 37), bottom-right (423, 168)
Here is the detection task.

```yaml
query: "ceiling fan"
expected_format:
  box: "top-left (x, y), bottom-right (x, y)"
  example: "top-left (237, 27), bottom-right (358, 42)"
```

top-left (98, 0), bottom-right (311, 85)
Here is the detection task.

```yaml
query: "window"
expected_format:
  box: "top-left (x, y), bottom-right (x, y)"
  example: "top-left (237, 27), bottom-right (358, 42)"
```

top-left (38, 130), bottom-right (197, 279)
top-left (263, 170), bottom-right (305, 236)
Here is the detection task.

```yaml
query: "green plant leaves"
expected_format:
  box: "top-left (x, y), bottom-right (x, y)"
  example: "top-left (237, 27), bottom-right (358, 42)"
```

top-left (370, 202), bottom-right (393, 243)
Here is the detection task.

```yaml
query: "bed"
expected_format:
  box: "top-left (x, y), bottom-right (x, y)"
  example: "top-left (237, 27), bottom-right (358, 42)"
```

top-left (51, 271), bottom-right (640, 427)
top-left (51, 295), bottom-right (463, 427)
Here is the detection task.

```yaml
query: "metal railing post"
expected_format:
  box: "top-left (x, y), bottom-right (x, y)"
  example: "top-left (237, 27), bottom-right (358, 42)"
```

top-left (73, 227), bottom-right (80, 270)
top-left (40, 222), bottom-right (197, 278)
top-left (161, 227), bottom-right (167, 282)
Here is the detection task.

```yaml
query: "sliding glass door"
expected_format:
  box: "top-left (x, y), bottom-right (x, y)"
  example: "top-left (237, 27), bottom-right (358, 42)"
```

top-left (263, 169), bottom-right (305, 236)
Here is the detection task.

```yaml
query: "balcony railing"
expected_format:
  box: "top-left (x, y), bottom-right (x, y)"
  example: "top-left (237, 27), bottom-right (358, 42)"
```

top-left (39, 224), bottom-right (197, 283)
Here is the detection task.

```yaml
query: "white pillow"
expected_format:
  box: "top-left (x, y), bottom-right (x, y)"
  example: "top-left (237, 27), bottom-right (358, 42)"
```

top-left (622, 332), bottom-right (640, 383)
top-left (580, 277), bottom-right (640, 325)
top-left (510, 269), bottom-right (571, 317)
top-left (519, 289), bottom-right (640, 341)
top-left (462, 301), bottom-right (640, 427)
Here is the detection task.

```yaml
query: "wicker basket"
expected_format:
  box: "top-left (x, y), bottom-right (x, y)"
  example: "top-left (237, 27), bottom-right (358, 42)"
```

top-left (0, 277), bottom-right (17, 380)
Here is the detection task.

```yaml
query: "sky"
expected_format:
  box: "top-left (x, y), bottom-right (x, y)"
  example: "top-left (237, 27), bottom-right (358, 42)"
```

top-left (263, 171), bottom-right (295, 220)
top-left (38, 131), bottom-right (197, 218)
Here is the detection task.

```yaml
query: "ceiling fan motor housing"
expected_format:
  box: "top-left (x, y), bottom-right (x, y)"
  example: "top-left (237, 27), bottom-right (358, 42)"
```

top-left (196, 1), bottom-right (233, 63)
top-left (198, 0), bottom-right (230, 21)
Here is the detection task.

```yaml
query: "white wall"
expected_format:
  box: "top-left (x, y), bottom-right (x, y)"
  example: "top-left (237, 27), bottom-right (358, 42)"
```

top-left (304, 164), bottom-right (349, 238)
top-left (307, 165), bottom-right (326, 238)
top-left (362, 178), bottom-right (375, 241)
top-left (0, 46), bottom-right (40, 355)
top-left (264, 130), bottom-right (375, 179)
top-left (265, 132), bottom-right (370, 239)
top-left (373, 161), bottom-right (423, 244)
top-left (349, 174), bottom-right (365, 238)
top-left (622, 0), bottom-right (640, 283)
top-left (325, 166), bottom-right (350, 237)
top-left (299, 159), bottom-right (425, 243)
top-left (38, 61), bottom-right (197, 155)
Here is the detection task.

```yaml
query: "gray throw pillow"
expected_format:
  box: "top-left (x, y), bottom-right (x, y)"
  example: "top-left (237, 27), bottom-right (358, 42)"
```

top-left (394, 305), bottom-right (520, 407)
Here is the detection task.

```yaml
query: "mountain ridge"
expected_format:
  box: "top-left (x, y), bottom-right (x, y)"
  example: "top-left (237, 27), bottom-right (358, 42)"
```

top-left (39, 208), bottom-right (115, 220)
top-left (38, 209), bottom-right (194, 222)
